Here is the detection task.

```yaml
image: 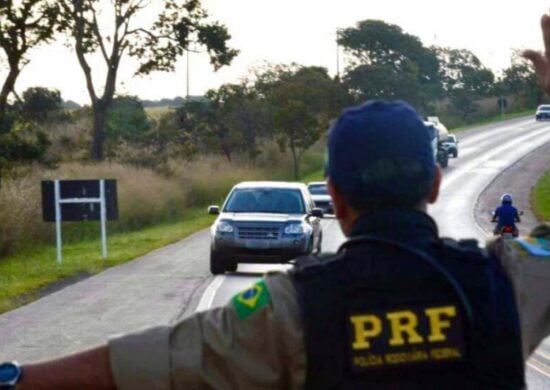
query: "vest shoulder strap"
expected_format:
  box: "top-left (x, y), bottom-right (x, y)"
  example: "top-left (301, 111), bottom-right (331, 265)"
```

top-left (292, 252), bottom-right (340, 276)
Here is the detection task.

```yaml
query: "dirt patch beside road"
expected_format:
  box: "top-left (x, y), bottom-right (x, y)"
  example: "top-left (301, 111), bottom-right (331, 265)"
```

top-left (475, 140), bottom-right (550, 236)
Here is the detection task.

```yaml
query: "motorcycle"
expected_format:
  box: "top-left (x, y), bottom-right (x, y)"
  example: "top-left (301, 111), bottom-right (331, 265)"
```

top-left (497, 225), bottom-right (517, 239)
top-left (491, 211), bottom-right (523, 239)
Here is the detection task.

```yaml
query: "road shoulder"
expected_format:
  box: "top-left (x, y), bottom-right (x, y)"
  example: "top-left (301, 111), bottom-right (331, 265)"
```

top-left (475, 140), bottom-right (550, 235)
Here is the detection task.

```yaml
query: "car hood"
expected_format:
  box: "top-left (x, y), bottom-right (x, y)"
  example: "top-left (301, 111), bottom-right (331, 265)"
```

top-left (219, 212), bottom-right (304, 223)
top-left (311, 194), bottom-right (332, 202)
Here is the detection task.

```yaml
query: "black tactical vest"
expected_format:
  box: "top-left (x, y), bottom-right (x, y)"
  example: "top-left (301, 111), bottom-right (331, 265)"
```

top-left (291, 235), bottom-right (524, 389)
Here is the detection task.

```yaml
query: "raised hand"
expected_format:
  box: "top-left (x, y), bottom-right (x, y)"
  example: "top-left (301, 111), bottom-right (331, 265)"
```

top-left (523, 15), bottom-right (550, 96)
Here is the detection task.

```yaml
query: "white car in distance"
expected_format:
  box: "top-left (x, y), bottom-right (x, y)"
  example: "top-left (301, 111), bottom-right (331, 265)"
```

top-left (307, 181), bottom-right (334, 215)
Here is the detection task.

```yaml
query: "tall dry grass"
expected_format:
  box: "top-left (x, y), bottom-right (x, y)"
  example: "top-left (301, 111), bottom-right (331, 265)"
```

top-left (0, 142), bottom-right (325, 258)
top-left (0, 162), bottom-right (187, 257)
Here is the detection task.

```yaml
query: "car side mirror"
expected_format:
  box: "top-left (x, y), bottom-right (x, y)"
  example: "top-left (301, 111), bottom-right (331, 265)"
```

top-left (311, 208), bottom-right (324, 218)
top-left (208, 205), bottom-right (220, 215)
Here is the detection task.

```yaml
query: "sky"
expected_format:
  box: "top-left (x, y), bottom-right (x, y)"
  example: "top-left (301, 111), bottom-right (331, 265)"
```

top-left (5, 0), bottom-right (550, 105)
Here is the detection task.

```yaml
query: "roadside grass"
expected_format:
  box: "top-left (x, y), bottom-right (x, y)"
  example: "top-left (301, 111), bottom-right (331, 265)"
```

top-left (450, 110), bottom-right (532, 133)
top-left (532, 169), bottom-right (550, 222)
top-left (0, 209), bottom-right (215, 314)
top-left (301, 170), bottom-right (324, 183)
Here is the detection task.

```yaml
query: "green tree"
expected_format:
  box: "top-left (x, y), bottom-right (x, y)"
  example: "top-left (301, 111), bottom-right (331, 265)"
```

top-left (498, 52), bottom-right (542, 108)
top-left (0, 0), bottom-right (61, 125)
top-left (105, 95), bottom-right (150, 157)
top-left (114, 110), bottom-right (196, 171)
top-left (60, 0), bottom-right (238, 161)
top-left (0, 120), bottom-right (50, 187)
top-left (207, 83), bottom-right (271, 160)
top-left (177, 97), bottom-right (241, 162)
top-left (0, 1), bottom-right (60, 186)
top-left (436, 48), bottom-right (495, 121)
top-left (339, 20), bottom-right (441, 110)
top-left (21, 87), bottom-right (62, 122)
top-left (260, 65), bottom-right (347, 179)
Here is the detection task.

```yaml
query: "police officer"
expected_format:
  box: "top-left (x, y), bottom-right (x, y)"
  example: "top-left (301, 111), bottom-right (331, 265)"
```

top-left (4, 16), bottom-right (550, 390)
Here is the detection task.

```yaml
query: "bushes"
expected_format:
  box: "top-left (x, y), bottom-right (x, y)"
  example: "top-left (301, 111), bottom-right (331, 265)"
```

top-left (0, 143), bottom-right (324, 258)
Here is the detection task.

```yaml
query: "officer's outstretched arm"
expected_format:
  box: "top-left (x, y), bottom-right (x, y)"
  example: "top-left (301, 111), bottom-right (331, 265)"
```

top-left (490, 225), bottom-right (550, 359)
top-left (17, 345), bottom-right (116, 389)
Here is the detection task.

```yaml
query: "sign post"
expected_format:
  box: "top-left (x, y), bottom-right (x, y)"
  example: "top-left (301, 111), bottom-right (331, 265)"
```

top-left (54, 180), bottom-right (62, 264)
top-left (42, 179), bottom-right (118, 264)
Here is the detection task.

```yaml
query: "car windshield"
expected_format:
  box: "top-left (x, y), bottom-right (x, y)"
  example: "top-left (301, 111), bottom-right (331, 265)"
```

top-left (224, 188), bottom-right (305, 214)
top-left (539, 106), bottom-right (550, 111)
top-left (308, 184), bottom-right (327, 195)
top-left (447, 136), bottom-right (456, 142)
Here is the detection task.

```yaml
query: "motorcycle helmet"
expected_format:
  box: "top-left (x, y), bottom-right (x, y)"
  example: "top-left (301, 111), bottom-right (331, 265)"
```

top-left (501, 193), bottom-right (513, 205)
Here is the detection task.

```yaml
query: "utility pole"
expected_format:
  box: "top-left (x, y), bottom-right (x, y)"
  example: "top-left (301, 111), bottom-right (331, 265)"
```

top-left (336, 29), bottom-right (341, 80)
top-left (186, 49), bottom-right (190, 99)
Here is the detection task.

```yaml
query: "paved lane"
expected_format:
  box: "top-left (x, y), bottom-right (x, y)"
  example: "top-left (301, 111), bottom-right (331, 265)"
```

top-left (0, 230), bottom-right (213, 361)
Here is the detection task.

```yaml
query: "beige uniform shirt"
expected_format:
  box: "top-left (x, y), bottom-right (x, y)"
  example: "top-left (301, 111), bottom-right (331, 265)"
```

top-left (109, 226), bottom-right (550, 389)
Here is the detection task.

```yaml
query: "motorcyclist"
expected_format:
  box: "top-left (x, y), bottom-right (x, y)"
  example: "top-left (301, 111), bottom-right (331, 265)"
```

top-left (492, 193), bottom-right (521, 237)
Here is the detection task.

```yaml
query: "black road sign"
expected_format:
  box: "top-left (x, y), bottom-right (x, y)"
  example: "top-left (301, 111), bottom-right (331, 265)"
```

top-left (41, 180), bottom-right (118, 222)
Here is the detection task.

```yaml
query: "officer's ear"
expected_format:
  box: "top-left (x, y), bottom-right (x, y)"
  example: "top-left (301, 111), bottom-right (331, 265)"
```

top-left (327, 179), bottom-right (345, 217)
top-left (427, 165), bottom-right (442, 204)
top-left (327, 179), bottom-right (359, 236)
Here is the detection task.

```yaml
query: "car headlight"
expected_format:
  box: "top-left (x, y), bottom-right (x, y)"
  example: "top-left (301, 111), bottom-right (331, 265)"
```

top-left (284, 223), bottom-right (304, 234)
top-left (216, 221), bottom-right (234, 233)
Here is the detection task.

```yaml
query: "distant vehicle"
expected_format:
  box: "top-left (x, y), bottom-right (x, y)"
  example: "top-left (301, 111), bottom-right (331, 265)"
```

top-left (442, 134), bottom-right (459, 158)
top-left (424, 118), bottom-right (450, 168)
top-left (535, 104), bottom-right (550, 121)
top-left (207, 181), bottom-right (323, 274)
top-left (307, 181), bottom-right (333, 214)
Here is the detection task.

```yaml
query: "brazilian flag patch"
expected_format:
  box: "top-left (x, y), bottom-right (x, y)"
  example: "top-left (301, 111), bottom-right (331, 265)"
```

top-left (232, 280), bottom-right (272, 320)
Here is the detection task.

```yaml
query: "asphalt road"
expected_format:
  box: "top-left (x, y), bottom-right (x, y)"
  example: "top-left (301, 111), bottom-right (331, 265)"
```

top-left (2, 116), bottom-right (550, 387)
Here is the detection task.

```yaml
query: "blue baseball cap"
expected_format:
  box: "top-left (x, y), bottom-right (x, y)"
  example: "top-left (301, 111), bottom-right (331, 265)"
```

top-left (325, 100), bottom-right (436, 209)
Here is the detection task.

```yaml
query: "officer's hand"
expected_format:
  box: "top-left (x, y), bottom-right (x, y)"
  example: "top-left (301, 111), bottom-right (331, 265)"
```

top-left (523, 14), bottom-right (550, 96)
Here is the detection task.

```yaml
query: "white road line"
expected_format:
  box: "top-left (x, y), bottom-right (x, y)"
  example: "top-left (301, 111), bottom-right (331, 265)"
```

top-left (196, 275), bottom-right (225, 312)
top-left (442, 127), bottom-right (550, 191)
top-left (528, 358), bottom-right (550, 378)
top-left (534, 350), bottom-right (550, 361)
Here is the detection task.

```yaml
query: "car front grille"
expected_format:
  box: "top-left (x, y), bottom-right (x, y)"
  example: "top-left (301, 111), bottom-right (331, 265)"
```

top-left (237, 225), bottom-right (280, 240)
top-left (314, 200), bottom-right (330, 207)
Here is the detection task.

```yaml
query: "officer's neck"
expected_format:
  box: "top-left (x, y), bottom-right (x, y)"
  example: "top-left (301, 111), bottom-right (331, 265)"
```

top-left (340, 203), bottom-right (428, 237)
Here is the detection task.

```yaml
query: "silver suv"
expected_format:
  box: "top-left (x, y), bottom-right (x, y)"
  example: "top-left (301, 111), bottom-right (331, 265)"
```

top-left (208, 181), bottom-right (323, 274)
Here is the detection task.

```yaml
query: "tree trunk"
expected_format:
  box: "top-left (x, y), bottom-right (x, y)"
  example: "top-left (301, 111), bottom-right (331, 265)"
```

top-left (290, 142), bottom-right (299, 180)
top-left (221, 143), bottom-right (232, 162)
top-left (0, 67), bottom-right (20, 130)
top-left (91, 104), bottom-right (108, 161)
